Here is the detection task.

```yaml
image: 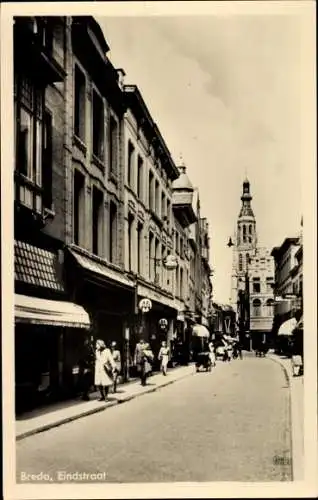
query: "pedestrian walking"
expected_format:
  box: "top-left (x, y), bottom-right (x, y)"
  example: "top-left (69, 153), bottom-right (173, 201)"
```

top-left (110, 341), bottom-right (122, 393)
top-left (134, 339), bottom-right (154, 386)
top-left (158, 341), bottom-right (170, 376)
top-left (208, 340), bottom-right (216, 367)
top-left (94, 339), bottom-right (116, 401)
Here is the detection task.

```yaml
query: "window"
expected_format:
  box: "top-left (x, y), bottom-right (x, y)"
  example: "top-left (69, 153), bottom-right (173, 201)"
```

top-left (109, 115), bottom-right (118, 174)
top-left (137, 155), bottom-right (143, 198)
top-left (180, 237), bottom-right (184, 258)
top-left (161, 192), bottom-right (166, 220)
top-left (92, 187), bottom-right (103, 256)
top-left (166, 199), bottom-right (171, 226)
top-left (161, 244), bottom-right (166, 286)
top-left (253, 299), bottom-right (261, 317)
top-left (109, 201), bottom-right (117, 263)
top-left (15, 73), bottom-right (44, 213)
top-left (128, 213), bottom-right (134, 271)
top-left (74, 65), bottom-right (86, 141)
top-left (246, 253), bottom-right (250, 269)
top-left (175, 233), bottom-right (179, 255)
top-left (127, 141), bottom-right (134, 187)
top-left (149, 232), bottom-right (154, 279)
top-left (137, 223), bottom-right (143, 275)
top-left (155, 180), bottom-right (160, 213)
top-left (243, 225), bottom-right (246, 243)
top-left (92, 90), bottom-right (104, 161)
top-left (73, 170), bottom-right (85, 246)
top-left (238, 253), bottom-right (243, 271)
top-left (148, 171), bottom-right (154, 210)
top-left (253, 277), bottom-right (261, 293)
top-left (180, 267), bottom-right (184, 299)
top-left (266, 277), bottom-right (274, 293)
top-left (249, 224), bottom-right (252, 242)
top-left (154, 238), bottom-right (159, 284)
top-left (42, 110), bottom-right (53, 209)
top-left (266, 299), bottom-right (274, 316)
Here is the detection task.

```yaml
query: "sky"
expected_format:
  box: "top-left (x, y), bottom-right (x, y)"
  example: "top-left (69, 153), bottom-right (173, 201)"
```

top-left (98, 13), bottom-right (303, 303)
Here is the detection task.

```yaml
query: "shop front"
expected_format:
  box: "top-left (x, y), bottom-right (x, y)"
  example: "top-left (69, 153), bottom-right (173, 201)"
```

top-left (15, 294), bottom-right (90, 413)
top-left (135, 281), bottom-right (178, 371)
top-left (66, 247), bottom-right (136, 381)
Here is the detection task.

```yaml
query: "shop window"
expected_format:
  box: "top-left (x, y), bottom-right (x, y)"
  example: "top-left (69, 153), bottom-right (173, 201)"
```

top-left (137, 155), bottom-right (143, 198)
top-left (127, 140), bottom-right (134, 187)
top-left (15, 73), bottom-right (44, 214)
top-left (109, 115), bottom-right (118, 175)
top-left (73, 170), bottom-right (85, 246)
top-left (92, 90), bottom-right (104, 161)
top-left (109, 201), bottom-right (117, 263)
top-left (74, 64), bottom-right (86, 142)
top-left (92, 187), bottom-right (103, 256)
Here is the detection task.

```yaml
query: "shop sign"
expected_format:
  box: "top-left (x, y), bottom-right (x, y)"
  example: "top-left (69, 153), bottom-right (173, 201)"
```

top-left (139, 298), bottom-right (152, 312)
top-left (159, 318), bottom-right (168, 330)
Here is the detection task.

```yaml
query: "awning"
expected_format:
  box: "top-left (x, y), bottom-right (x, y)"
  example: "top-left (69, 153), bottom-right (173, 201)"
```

top-left (192, 324), bottom-right (210, 338)
top-left (69, 248), bottom-right (135, 290)
top-left (15, 294), bottom-right (90, 329)
top-left (277, 317), bottom-right (297, 336)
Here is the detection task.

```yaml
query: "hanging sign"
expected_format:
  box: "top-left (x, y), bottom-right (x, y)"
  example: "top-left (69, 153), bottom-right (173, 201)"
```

top-left (159, 318), bottom-right (168, 330)
top-left (139, 298), bottom-right (152, 313)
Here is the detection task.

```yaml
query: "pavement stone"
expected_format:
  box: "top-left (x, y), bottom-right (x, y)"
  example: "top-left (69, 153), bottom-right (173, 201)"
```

top-left (16, 365), bottom-right (195, 441)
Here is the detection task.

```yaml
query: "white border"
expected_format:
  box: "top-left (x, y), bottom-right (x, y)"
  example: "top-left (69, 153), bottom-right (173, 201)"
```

top-left (1, 2), bottom-right (317, 499)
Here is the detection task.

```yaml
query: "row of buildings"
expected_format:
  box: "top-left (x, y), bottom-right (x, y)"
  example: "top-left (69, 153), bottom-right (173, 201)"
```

top-left (14, 16), bottom-right (213, 411)
top-left (270, 221), bottom-right (303, 353)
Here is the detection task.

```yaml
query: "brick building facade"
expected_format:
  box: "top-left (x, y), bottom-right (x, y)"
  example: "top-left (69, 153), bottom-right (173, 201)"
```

top-left (13, 16), bottom-right (213, 411)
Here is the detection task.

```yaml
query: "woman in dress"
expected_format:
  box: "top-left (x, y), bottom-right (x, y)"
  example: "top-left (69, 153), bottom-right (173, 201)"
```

top-left (158, 341), bottom-right (170, 376)
top-left (94, 339), bottom-right (116, 401)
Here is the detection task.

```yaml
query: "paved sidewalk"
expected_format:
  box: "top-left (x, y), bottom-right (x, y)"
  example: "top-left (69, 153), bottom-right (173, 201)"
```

top-left (268, 352), bottom-right (304, 481)
top-left (16, 365), bottom-right (195, 441)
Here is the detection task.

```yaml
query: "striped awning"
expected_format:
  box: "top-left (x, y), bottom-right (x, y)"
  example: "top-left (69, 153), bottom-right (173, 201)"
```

top-left (15, 294), bottom-right (90, 329)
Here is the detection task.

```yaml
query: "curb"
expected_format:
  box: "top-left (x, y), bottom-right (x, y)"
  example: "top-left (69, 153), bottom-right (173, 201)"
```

top-left (267, 354), bottom-right (303, 481)
top-left (16, 367), bottom-right (195, 441)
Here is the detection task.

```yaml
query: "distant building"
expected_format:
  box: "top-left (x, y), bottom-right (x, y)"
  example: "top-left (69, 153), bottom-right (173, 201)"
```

top-left (230, 179), bottom-right (275, 348)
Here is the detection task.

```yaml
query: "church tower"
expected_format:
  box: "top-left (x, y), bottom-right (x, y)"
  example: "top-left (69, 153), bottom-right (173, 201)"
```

top-left (231, 179), bottom-right (257, 310)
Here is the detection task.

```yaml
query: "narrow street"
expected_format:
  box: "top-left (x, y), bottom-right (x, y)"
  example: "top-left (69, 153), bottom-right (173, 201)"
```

top-left (17, 354), bottom-right (292, 482)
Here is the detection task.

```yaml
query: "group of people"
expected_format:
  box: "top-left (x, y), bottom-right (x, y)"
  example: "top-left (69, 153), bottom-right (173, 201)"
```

top-left (81, 338), bottom-right (170, 402)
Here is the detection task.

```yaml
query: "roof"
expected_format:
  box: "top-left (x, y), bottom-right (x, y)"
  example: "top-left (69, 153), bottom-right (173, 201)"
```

top-left (172, 166), bottom-right (194, 191)
top-left (271, 237), bottom-right (299, 259)
top-left (124, 85), bottom-right (179, 180)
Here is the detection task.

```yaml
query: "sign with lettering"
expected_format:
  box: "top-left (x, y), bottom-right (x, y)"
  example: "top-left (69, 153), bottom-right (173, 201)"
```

top-left (159, 318), bottom-right (168, 330)
top-left (138, 298), bottom-right (152, 313)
